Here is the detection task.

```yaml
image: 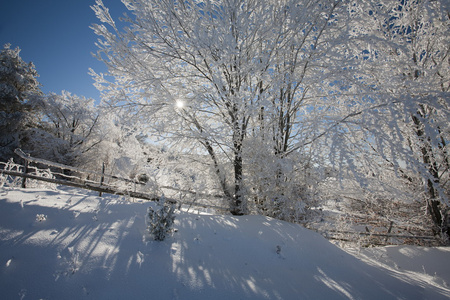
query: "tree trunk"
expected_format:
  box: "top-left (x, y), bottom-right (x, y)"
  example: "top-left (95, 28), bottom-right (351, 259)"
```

top-left (230, 128), bottom-right (246, 215)
top-left (412, 111), bottom-right (447, 236)
top-left (231, 146), bottom-right (244, 215)
top-left (201, 139), bottom-right (232, 201)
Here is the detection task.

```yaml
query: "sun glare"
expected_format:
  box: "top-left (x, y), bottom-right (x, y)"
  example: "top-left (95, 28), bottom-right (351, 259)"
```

top-left (176, 100), bottom-right (184, 108)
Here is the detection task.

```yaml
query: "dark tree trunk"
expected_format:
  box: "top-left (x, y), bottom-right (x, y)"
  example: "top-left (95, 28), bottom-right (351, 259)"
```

top-left (412, 110), bottom-right (448, 237)
top-left (230, 132), bottom-right (245, 216)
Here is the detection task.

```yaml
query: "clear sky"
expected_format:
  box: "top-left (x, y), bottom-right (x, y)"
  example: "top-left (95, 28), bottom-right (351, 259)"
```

top-left (0, 0), bottom-right (127, 101)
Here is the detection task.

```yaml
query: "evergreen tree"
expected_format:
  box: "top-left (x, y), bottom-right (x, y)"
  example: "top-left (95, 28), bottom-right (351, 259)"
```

top-left (0, 44), bottom-right (42, 161)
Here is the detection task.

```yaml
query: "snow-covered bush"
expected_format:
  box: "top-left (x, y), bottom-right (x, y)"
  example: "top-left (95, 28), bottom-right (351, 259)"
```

top-left (25, 167), bottom-right (56, 189)
top-left (35, 214), bottom-right (47, 222)
top-left (0, 158), bottom-right (24, 188)
top-left (147, 196), bottom-right (176, 241)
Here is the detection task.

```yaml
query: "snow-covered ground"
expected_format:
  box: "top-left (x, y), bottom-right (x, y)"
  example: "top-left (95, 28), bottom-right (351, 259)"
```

top-left (0, 186), bottom-right (449, 299)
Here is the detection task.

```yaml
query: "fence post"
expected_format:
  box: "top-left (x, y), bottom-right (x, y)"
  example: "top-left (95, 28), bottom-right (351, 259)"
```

top-left (21, 159), bottom-right (29, 188)
top-left (384, 221), bottom-right (394, 243)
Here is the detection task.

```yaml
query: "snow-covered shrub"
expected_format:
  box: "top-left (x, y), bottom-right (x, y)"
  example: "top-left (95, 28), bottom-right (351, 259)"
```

top-left (147, 196), bottom-right (176, 241)
top-left (26, 167), bottom-right (56, 189)
top-left (35, 214), bottom-right (47, 222)
top-left (0, 158), bottom-right (23, 188)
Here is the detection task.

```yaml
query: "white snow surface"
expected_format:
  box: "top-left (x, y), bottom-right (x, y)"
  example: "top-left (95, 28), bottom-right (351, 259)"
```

top-left (0, 186), bottom-right (449, 300)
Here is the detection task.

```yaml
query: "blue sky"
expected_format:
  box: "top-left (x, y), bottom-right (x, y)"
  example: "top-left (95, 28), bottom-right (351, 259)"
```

top-left (0, 0), bottom-right (127, 101)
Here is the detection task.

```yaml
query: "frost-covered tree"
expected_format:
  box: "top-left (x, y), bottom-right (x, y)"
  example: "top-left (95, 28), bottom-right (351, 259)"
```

top-left (91, 0), bottom-right (368, 215)
top-left (0, 44), bottom-right (42, 161)
top-left (357, 0), bottom-right (450, 237)
top-left (91, 0), bottom-right (274, 214)
top-left (90, 0), bottom-right (448, 226)
top-left (241, 0), bottom-right (370, 218)
top-left (28, 91), bottom-right (103, 166)
top-left (309, 0), bottom-right (450, 240)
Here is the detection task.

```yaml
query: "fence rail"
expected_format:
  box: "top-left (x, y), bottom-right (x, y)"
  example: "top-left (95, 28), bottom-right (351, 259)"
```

top-left (14, 149), bottom-right (146, 187)
top-left (5, 150), bottom-right (436, 245)
top-left (0, 168), bottom-right (163, 201)
top-left (0, 149), bottom-right (178, 203)
top-left (323, 229), bottom-right (437, 242)
top-left (0, 149), bottom-right (231, 210)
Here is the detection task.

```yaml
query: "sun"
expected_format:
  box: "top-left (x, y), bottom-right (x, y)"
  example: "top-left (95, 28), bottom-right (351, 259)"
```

top-left (176, 100), bottom-right (184, 108)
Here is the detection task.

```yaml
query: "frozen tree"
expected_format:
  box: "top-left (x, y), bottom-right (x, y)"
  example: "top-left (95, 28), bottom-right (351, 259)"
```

top-left (307, 0), bottom-right (450, 240)
top-left (241, 1), bottom-right (368, 218)
top-left (91, 0), bottom-right (368, 215)
top-left (0, 44), bottom-right (42, 161)
top-left (90, 0), bottom-right (447, 227)
top-left (91, 0), bottom-right (275, 215)
top-left (357, 0), bottom-right (450, 237)
top-left (28, 91), bottom-right (104, 166)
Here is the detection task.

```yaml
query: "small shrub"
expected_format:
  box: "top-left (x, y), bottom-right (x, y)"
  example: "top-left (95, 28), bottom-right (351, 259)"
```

top-left (35, 214), bottom-right (47, 222)
top-left (147, 196), bottom-right (176, 241)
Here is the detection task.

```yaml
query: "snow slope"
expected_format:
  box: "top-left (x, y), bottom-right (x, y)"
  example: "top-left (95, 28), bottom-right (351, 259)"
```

top-left (0, 186), bottom-right (449, 299)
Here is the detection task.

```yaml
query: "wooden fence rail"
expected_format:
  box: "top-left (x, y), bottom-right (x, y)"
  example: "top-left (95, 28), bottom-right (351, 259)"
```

top-left (324, 230), bottom-right (437, 241)
top-left (0, 168), bottom-right (163, 202)
top-left (0, 149), bottom-right (174, 203)
top-left (1, 151), bottom-right (440, 245)
top-left (14, 149), bottom-right (146, 187)
top-left (1, 149), bottom-right (228, 210)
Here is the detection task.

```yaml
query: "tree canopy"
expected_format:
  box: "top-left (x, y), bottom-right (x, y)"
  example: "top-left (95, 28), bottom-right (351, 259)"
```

top-left (90, 0), bottom-right (449, 236)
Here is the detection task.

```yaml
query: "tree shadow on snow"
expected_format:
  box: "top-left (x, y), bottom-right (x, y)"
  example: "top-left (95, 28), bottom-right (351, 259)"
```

top-left (0, 190), bottom-right (449, 299)
top-left (162, 214), bottom-right (450, 300)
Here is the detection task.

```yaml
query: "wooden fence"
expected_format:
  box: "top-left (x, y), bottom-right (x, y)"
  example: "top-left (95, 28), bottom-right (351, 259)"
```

top-left (311, 211), bottom-right (440, 246)
top-left (0, 149), bottom-right (230, 211)
top-left (0, 149), bottom-right (168, 202)
top-left (2, 150), bottom-right (440, 245)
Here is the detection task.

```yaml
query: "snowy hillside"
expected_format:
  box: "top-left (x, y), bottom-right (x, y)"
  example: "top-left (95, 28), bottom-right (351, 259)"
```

top-left (0, 186), bottom-right (449, 299)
